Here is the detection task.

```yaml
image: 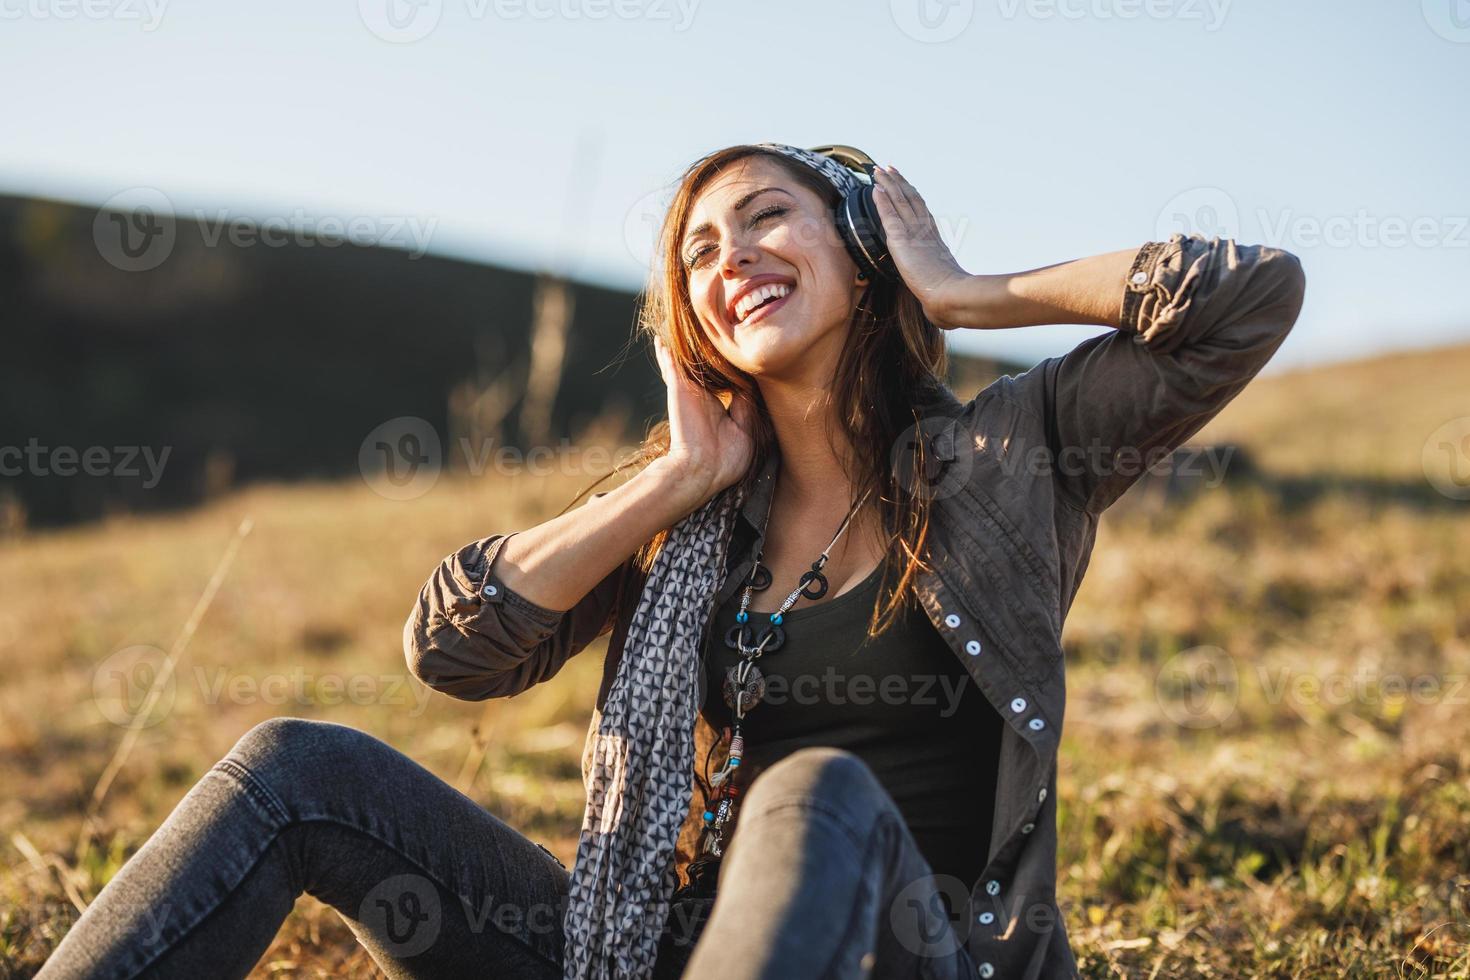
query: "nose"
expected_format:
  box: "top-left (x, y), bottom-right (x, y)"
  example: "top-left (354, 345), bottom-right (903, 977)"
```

top-left (719, 237), bottom-right (761, 279)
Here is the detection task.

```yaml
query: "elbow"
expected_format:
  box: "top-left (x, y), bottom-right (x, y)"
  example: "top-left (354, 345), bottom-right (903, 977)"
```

top-left (401, 614), bottom-right (512, 702)
top-left (1259, 245), bottom-right (1307, 336)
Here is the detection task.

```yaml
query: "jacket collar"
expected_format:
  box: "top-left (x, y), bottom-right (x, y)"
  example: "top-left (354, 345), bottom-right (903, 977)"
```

top-left (738, 447), bottom-right (780, 539)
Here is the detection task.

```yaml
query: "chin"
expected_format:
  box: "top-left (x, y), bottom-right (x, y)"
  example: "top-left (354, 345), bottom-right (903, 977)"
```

top-left (729, 323), bottom-right (821, 378)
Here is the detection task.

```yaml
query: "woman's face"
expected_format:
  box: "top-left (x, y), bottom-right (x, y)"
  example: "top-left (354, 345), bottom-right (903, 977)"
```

top-left (680, 155), bottom-right (865, 384)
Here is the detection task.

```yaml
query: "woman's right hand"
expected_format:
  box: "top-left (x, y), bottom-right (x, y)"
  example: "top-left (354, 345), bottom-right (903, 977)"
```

top-left (653, 335), bottom-right (758, 506)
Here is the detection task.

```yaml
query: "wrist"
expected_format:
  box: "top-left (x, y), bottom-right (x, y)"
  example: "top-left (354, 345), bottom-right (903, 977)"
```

top-left (925, 273), bottom-right (1001, 330)
top-left (644, 455), bottom-right (717, 514)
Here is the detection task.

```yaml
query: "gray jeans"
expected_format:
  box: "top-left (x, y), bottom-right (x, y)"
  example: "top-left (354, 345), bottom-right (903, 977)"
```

top-left (37, 720), bottom-right (977, 979)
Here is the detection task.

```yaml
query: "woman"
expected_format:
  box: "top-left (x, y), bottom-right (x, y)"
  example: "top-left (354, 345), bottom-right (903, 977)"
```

top-left (39, 144), bottom-right (1305, 980)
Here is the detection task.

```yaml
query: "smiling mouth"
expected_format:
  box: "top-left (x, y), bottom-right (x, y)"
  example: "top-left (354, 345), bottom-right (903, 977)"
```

top-left (733, 283), bottom-right (795, 325)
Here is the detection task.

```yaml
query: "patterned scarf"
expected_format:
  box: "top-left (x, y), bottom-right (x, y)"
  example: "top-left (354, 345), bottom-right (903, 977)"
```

top-left (561, 480), bottom-right (747, 979)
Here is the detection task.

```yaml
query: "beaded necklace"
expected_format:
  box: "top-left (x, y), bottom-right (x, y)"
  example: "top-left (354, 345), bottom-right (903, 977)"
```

top-left (697, 481), bottom-right (875, 858)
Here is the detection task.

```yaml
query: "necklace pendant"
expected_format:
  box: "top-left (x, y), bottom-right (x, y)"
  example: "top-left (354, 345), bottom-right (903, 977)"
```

top-left (722, 663), bottom-right (766, 713)
top-left (799, 567), bottom-right (829, 600)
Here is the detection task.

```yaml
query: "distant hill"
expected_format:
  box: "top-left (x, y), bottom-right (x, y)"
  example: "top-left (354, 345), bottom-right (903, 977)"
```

top-left (0, 192), bottom-right (1022, 530)
top-left (1196, 342), bottom-right (1470, 481)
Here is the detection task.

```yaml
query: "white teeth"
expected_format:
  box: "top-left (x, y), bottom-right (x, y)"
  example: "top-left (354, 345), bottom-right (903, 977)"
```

top-left (734, 283), bottom-right (792, 322)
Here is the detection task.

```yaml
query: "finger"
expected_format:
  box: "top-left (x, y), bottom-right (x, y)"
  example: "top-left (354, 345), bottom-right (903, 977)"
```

top-left (871, 177), bottom-right (904, 236)
top-left (877, 166), bottom-right (922, 226)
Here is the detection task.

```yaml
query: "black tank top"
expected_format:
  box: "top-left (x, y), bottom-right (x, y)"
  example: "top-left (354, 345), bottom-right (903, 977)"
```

top-left (699, 561), bottom-right (1003, 891)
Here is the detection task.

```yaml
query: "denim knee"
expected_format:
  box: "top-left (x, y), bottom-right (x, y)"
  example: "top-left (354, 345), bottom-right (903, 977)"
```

top-left (741, 747), bottom-right (891, 822)
top-left (223, 717), bottom-right (379, 807)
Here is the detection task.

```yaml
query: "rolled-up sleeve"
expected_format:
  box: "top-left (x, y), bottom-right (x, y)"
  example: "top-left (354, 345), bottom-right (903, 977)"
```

top-left (1012, 233), bottom-right (1307, 514)
top-left (403, 528), bottom-right (629, 701)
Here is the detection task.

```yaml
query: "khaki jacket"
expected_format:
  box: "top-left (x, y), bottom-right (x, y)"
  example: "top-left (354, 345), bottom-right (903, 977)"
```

top-left (404, 233), bottom-right (1306, 978)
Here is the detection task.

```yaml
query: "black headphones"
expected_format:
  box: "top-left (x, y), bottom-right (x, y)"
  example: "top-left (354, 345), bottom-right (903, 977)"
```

top-left (754, 143), bottom-right (897, 284)
top-left (807, 144), bottom-right (897, 284)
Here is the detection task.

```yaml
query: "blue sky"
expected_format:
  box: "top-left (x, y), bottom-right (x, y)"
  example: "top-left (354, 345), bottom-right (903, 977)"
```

top-left (2, 0), bottom-right (1466, 371)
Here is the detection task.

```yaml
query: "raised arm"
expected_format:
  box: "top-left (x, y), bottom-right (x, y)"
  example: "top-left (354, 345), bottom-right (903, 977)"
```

top-left (871, 167), bottom-right (1306, 513)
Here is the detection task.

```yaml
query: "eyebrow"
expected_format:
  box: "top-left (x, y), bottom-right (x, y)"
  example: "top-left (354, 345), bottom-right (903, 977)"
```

top-left (682, 186), bottom-right (793, 249)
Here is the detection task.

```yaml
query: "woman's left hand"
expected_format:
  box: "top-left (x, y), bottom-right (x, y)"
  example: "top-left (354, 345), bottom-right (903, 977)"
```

top-left (871, 165), bottom-right (972, 329)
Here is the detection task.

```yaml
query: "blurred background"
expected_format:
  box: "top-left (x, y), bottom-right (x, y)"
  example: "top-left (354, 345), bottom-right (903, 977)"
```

top-left (2, 1), bottom-right (1468, 976)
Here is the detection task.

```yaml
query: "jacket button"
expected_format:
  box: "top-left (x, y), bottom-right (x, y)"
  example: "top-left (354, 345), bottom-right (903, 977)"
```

top-left (1038, 787), bottom-right (1048, 803)
top-left (1028, 718), bottom-right (1045, 731)
top-left (1022, 822), bottom-right (1035, 834)
top-left (977, 911), bottom-right (995, 924)
top-left (985, 879), bottom-right (1001, 896)
top-left (978, 962), bottom-right (995, 977)
top-left (1130, 270), bottom-right (1148, 285)
top-left (965, 640), bottom-right (982, 656)
top-left (1009, 697), bottom-right (1027, 713)
top-left (482, 583), bottom-right (499, 598)
top-left (944, 613), bottom-right (961, 629)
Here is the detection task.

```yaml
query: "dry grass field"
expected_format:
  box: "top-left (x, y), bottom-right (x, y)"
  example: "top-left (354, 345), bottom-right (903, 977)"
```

top-left (2, 343), bottom-right (1468, 978)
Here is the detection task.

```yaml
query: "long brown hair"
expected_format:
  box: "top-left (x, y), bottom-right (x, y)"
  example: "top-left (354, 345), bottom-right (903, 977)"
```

top-left (566, 144), bottom-right (950, 635)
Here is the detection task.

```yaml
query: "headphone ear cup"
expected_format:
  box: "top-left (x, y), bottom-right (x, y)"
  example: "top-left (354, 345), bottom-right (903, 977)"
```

top-left (845, 183), bottom-right (897, 282)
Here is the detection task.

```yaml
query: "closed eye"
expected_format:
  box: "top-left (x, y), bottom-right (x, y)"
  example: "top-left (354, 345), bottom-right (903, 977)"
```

top-left (683, 205), bottom-right (791, 271)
